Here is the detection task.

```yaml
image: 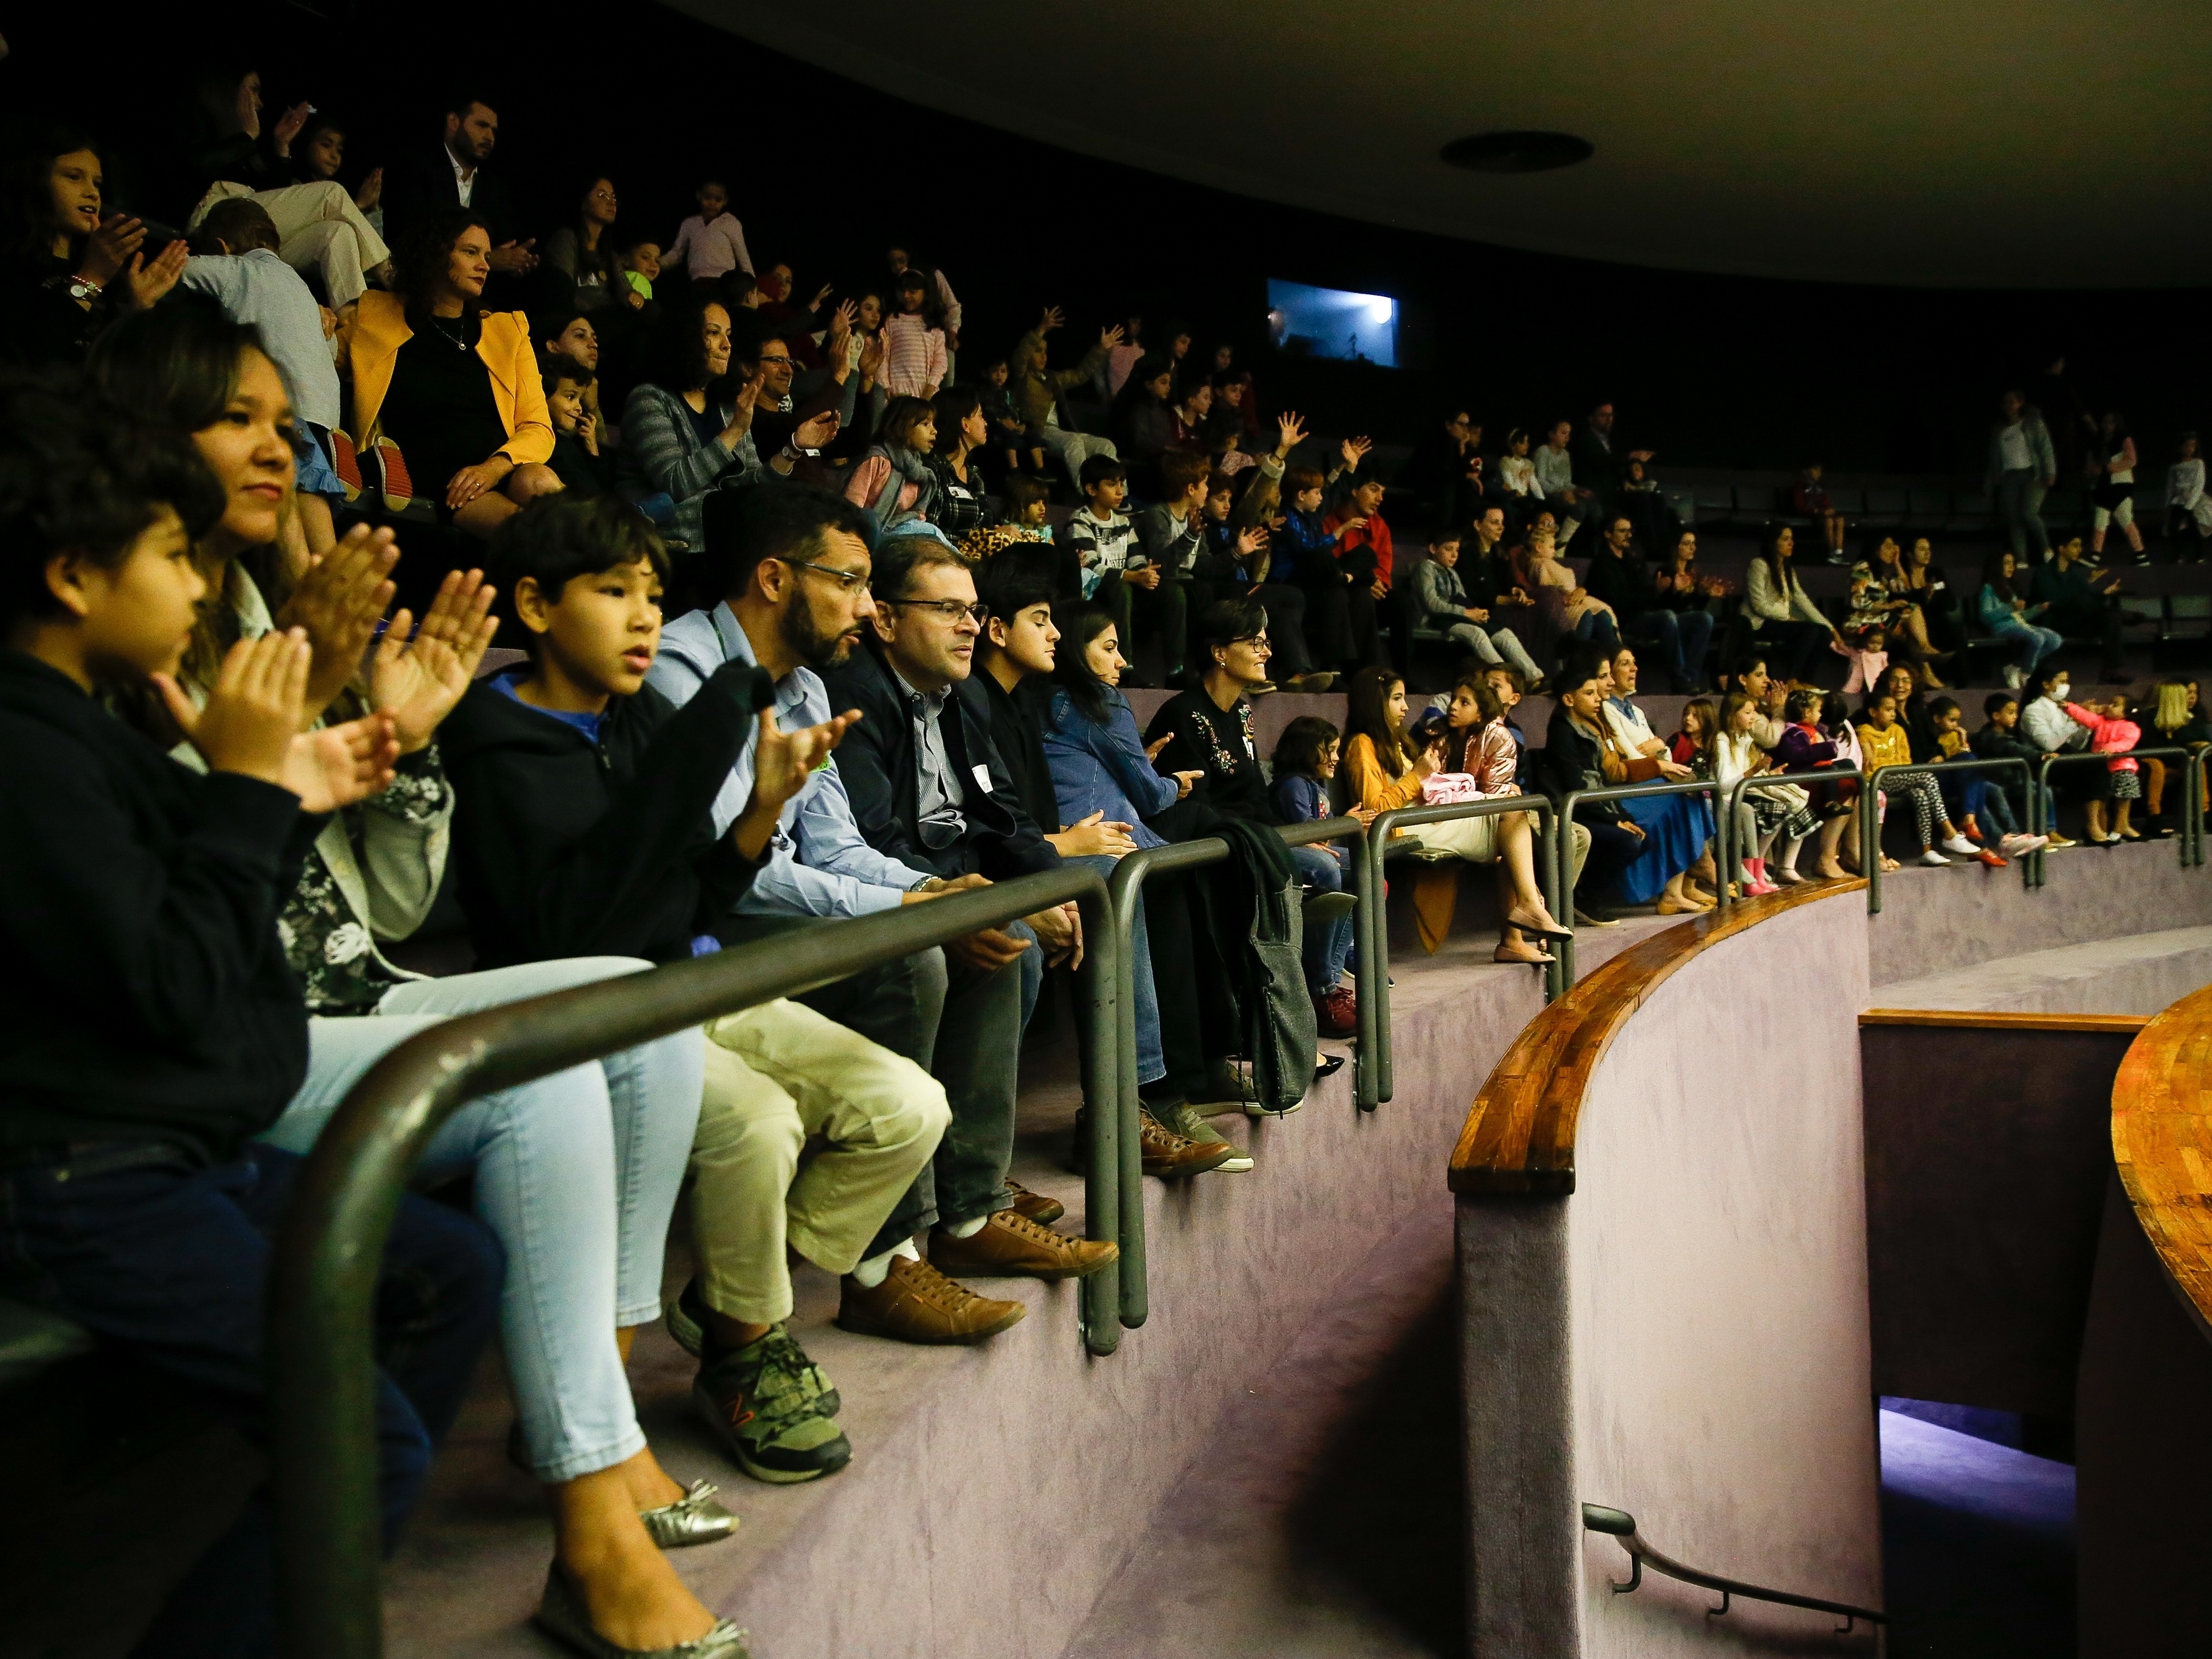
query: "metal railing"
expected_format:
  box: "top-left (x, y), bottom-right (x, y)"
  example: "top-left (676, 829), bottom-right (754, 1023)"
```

top-left (1582, 1503), bottom-right (1885, 1634)
top-left (1554, 778), bottom-right (1723, 987)
top-left (1355, 796), bottom-right (1561, 1109)
top-left (1857, 758), bottom-right (2029, 914)
top-left (1104, 816), bottom-right (1369, 1324)
top-left (2026, 747), bottom-right (2201, 887)
top-left (1712, 765), bottom-right (1860, 909)
top-left (268, 868), bottom-right (1114, 1659)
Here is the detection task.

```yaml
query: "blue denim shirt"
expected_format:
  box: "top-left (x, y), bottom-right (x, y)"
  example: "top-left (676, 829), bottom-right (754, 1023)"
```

top-left (644, 604), bottom-right (933, 916)
top-left (1040, 686), bottom-right (1180, 849)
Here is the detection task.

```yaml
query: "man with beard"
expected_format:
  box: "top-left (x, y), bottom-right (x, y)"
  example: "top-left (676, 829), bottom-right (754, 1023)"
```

top-left (646, 484), bottom-right (1084, 1343)
top-left (380, 92), bottom-right (534, 275)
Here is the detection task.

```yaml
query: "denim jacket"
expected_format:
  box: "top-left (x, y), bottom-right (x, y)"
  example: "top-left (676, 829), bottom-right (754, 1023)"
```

top-left (1041, 686), bottom-right (1180, 848)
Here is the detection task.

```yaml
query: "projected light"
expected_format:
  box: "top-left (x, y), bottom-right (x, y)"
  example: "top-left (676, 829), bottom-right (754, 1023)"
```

top-left (1266, 279), bottom-right (1397, 367)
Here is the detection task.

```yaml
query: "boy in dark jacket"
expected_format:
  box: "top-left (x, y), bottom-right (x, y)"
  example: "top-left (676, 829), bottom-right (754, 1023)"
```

top-left (0, 383), bottom-right (499, 1656)
top-left (443, 494), bottom-right (948, 1487)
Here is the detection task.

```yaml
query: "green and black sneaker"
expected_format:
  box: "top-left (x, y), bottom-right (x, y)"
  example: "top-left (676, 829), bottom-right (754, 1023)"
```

top-left (694, 1324), bottom-right (852, 1485)
top-left (667, 1280), bottom-right (838, 1414)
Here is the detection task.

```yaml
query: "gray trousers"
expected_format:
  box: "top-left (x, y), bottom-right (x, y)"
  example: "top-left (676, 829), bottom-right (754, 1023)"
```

top-left (1447, 621), bottom-right (1543, 682)
top-left (1996, 469), bottom-right (2051, 560)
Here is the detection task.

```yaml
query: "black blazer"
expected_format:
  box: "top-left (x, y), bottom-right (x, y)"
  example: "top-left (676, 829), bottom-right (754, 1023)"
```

top-left (380, 145), bottom-right (521, 249)
top-left (820, 641), bottom-right (1060, 881)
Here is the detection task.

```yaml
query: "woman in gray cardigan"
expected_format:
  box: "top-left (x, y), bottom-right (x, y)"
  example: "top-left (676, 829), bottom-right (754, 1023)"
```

top-left (617, 295), bottom-right (832, 552)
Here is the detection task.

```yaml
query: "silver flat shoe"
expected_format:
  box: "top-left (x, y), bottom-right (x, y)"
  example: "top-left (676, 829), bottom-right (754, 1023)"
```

top-left (535, 1563), bottom-right (749, 1658)
top-left (640, 1479), bottom-right (739, 1549)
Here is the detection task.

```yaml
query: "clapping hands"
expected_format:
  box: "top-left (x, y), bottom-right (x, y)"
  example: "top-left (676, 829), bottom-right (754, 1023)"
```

top-left (369, 568), bottom-right (499, 753)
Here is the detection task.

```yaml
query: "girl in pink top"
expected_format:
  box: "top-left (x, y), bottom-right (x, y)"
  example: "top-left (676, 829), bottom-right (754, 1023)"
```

top-left (2066, 694), bottom-right (2142, 841)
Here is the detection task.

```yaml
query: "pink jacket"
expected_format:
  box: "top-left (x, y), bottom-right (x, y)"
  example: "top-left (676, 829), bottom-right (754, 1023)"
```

top-left (2066, 703), bottom-right (2140, 772)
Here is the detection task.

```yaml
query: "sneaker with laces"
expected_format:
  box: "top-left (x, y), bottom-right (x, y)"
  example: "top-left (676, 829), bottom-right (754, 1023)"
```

top-left (929, 1208), bottom-right (1121, 1279)
top-left (1313, 985), bottom-right (1357, 1040)
top-left (692, 1324), bottom-right (851, 1484)
top-left (1159, 1101), bottom-right (1252, 1172)
top-left (1940, 834), bottom-right (1980, 857)
top-left (664, 1281), bottom-right (839, 1410)
top-left (1134, 1107), bottom-right (1238, 1177)
top-left (1002, 1175), bottom-right (1064, 1226)
top-left (836, 1254), bottom-right (1025, 1345)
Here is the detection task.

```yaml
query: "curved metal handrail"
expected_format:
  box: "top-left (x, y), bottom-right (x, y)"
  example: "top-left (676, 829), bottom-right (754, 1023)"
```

top-left (1356, 796), bottom-right (1560, 1108)
top-left (1582, 1503), bottom-right (1886, 1634)
top-left (1713, 765), bottom-right (1862, 910)
top-left (268, 867), bottom-right (1113, 1659)
top-left (1857, 757), bottom-right (2028, 914)
top-left (2028, 747), bottom-right (2200, 888)
top-left (1554, 778), bottom-right (1722, 986)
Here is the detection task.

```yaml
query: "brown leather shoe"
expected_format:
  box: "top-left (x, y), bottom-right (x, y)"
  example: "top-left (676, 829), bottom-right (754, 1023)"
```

top-left (929, 1209), bottom-right (1119, 1281)
top-left (1003, 1175), bottom-right (1065, 1226)
top-left (836, 1253), bottom-right (1026, 1345)
top-left (1138, 1107), bottom-right (1237, 1179)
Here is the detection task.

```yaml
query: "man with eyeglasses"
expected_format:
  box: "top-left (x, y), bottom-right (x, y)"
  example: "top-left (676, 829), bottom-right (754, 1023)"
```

top-left (730, 308), bottom-right (856, 462)
top-left (824, 533), bottom-right (1121, 1294)
top-left (650, 487), bottom-right (1037, 1345)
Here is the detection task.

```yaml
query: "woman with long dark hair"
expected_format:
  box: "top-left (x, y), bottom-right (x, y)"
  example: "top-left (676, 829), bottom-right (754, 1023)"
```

top-left (338, 208), bottom-right (560, 537)
top-left (542, 172), bottom-right (623, 313)
top-left (929, 385), bottom-right (995, 536)
top-left (1, 127), bottom-right (186, 367)
top-left (1975, 547), bottom-right (2062, 690)
top-left (1743, 524), bottom-right (1840, 682)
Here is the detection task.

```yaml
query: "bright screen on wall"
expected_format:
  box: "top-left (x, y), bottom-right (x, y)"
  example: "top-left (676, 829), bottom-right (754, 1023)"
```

top-left (1265, 279), bottom-right (1399, 367)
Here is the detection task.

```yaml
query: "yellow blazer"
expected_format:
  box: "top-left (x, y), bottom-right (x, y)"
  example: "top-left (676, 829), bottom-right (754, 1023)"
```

top-left (338, 292), bottom-right (553, 467)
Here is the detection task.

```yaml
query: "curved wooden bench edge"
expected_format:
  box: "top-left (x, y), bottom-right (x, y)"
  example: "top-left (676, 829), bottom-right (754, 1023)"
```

top-left (1449, 879), bottom-right (1868, 1197)
top-left (2112, 984), bottom-right (2212, 1340)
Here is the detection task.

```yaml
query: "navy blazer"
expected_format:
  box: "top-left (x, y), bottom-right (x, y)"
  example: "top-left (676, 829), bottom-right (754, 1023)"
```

top-left (819, 641), bottom-right (1060, 881)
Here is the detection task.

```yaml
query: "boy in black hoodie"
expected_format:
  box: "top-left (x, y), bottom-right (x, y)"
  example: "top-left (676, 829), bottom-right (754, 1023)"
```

top-left (0, 381), bottom-right (501, 1657)
top-left (441, 494), bottom-right (950, 1488)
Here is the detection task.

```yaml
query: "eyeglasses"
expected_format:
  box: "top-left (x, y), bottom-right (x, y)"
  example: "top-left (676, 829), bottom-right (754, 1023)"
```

top-left (881, 598), bottom-right (987, 624)
top-left (780, 556), bottom-right (870, 595)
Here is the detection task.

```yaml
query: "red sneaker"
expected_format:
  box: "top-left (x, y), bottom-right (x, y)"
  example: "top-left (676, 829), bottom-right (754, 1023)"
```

top-left (1313, 985), bottom-right (1357, 1040)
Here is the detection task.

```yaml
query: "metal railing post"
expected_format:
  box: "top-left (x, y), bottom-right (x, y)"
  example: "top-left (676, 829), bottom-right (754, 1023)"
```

top-left (1861, 757), bottom-right (2031, 913)
top-left (1357, 796), bottom-right (1559, 1106)
top-left (1548, 778), bottom-right (1726, 987)
top-left (2025, 747), bottom-right (2196, 890)
top-left (267, 868), bottom-right (1108, 1659)
top-left (1074, 882), bottom-right (1123, 1356)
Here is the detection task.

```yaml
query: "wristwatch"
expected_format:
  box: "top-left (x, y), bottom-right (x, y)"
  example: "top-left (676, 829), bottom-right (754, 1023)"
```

top-left (909, 875), bottom-right (948, 894)
top-left (65, 274), bottom-right (102, 304)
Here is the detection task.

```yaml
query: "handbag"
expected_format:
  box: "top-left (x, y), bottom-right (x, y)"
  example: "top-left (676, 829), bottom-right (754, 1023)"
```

top-left (1420, 771), bottom-right (1479, 805)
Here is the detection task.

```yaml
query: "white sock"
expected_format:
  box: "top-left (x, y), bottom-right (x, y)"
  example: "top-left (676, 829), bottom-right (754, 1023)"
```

top-left (946, 1214), bottom-right (990, 1240)
top-left (851, 1238), bottom-right (921, 1288)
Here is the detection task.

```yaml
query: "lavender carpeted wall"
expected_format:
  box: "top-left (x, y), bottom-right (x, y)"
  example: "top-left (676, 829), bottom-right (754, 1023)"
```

top-left (1460, 889), bottom-right (1883, 1658)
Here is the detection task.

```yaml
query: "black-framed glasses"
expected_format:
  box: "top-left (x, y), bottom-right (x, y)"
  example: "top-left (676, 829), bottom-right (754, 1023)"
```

top-left (780, 556), bottom-right (870, 595)
top-left (881, 598), bottom-right (988, 624)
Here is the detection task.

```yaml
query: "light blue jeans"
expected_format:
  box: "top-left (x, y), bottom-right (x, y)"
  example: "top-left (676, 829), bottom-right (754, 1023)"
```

top-left (1993, 619), bottom-right (2063, 674)
top-left (262, 958), bottom-right (705, 1483)
top-left (1290, 844), bottom-right (1355, 996)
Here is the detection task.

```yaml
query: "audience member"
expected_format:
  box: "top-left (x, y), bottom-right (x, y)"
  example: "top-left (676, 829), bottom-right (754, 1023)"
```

top-left (1744, 524), bottom-right (1839, 683)
top-left (1988, 389), bottom-right (2058, 563)
top-left (2032, 533), bottom-right (2135, 682)
top-left (667, 177), bottom-right (753, 283)
top-left (1194, 463), bottom-right (1326, 687)
top-left (927, 386), bottom-right (995, 537)
top-left (542, 173), bottom-right (623, 314)
top-left (821, 533), bottom-right (1118, 1295)
top-left (1599, 646), bottom-right (1716, 912)
top-left (1536, 651), bottom-right (1645, 924)
top-left (1010, 307), bottom-right (1124, 489)
top-left (338, 209), bottom-right (562, 534)
top-left (1975, 548), bottom-right (2063, 690)
top-left (2090, 409), bottom-right (2147, 563)
top-left (2, 127), bottom-right (186, 367)
top-left (543, 357), bottom-right (613, 495)
top-left (1854, 689), bottom-right (1978, 866)
top-left (1533, 419), bottom-right (1597, 545)
top-left (1514, 517), bottom-right (1617, 659)
top-left (1268, 715), bottom-right (1363, 1036)
top-left (845, 394), bottom-right (941, 536)
top-left (380, 92), bottom-right (533, 277)
top-left (0, 379), bottom-right (502, 1658)
top-left (1584, 513), bottom-right (1713, 691)
top-left (1794, 462), bottom-right (1850, 564)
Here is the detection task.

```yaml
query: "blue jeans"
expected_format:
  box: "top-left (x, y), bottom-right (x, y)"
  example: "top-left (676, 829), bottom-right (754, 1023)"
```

top-left (1065, 853), bottom-right (1165, 1084)
top-left (1994, 619), bottom-right (2063, 674)
top-left (0, 1140), bottom-right (501, 1658)
top-left (1626, 608), bottom-right (1715, 688)
top-left (1569, 609), bottom-right (1622, 653)
top-left (1290, 843), bottom-right (1355, 995)
top-left (264, 959), bottom-right (704, 1483)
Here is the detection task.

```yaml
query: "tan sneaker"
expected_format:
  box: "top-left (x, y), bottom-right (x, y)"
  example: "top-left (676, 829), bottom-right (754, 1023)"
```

top-left (929, 1208), bottom-right (1120, 1280)
top-left (836, 1254), bottom-right (1026, 1345)
top-left (1138, 1107), bottom-right (1238, 1178)
top-left (1002, 1175), bottom-right (1065, 1226)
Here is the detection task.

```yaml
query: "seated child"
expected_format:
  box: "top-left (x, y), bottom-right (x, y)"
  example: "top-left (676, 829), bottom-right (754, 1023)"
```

top-left (977, 354), bottom-right (1042, 476)
top-left (1669, 695), bottom-right (1717, 772)
top-left (1927, 696), bottom-right (2007, 866)
top-left (1973, 691), bottom-right (2069, 848)
top-left (1268, 714), bottom-right (1361, 1034)
top-left (542, 355), bottom-right (613, 495)
top-left (1855, 689), bottom-right (1979, 869)
top-left (1841, 624), bottom-right (1889, 697)
top-left (0, 384), bottom-right (500, 1655)
top-left (441, 494), bottom-right (950, 1489)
